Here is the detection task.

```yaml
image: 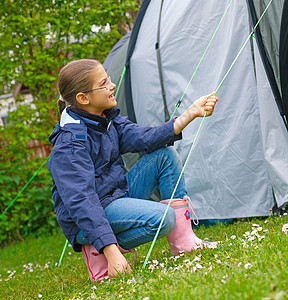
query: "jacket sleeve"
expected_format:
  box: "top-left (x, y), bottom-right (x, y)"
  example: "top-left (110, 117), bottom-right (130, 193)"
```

top-left (113, 115), bottom-right (182, 154)
top-left (47, 127), bottom-right (116, 253)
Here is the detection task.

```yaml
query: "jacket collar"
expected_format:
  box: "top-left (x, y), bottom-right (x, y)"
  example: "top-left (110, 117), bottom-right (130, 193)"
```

top-left (61, 106), bottom-right (120, 130)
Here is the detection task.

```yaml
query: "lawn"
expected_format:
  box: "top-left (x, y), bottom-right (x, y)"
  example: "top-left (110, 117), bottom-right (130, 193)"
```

top-left (1, 214), bottom-right (288, 299)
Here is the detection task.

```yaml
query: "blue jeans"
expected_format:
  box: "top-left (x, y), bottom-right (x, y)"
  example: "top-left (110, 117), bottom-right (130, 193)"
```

top-left (76, 147), bottom-right (187, 250)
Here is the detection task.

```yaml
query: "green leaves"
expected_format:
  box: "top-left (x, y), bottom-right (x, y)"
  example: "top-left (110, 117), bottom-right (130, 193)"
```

top-left (0, 0), bottom-right (140, 247)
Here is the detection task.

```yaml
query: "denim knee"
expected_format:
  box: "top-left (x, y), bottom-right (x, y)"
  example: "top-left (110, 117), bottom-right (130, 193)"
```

top-left (156, 147), bottom-right (182, 165)
top-left (159, 206), bottom-right (176, 237)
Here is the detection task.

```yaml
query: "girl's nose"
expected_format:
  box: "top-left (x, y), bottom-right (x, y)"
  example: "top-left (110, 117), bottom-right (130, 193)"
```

top-left (109, 82), bottom-right (116, 90)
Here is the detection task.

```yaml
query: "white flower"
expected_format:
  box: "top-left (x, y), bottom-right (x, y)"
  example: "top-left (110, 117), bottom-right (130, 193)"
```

top-left (216, 259), bottom-right (221, 264)
top-left (252, 223), bottom-right (260, 227)
top-left (244, 263), bottom-right (252, 269)
top-left (214, 254), bottom-right (218, 259)
top-left (238, 262), bottom-right (242, 267)
top-left (152, 260), bottom-right (158, 265)
top-left (251, 229), bottom-right (258, 235)
top-left (193, 256), bottom-right (201, 262)
top-left (282, 224), bottom-right (288, 234)
top-left (38, 295), bottom-right (43, 298)
top-left (91, 24), bottom-right (99, 33)
top-left (127, 279), bottom-right (133, 284)
top-left (231, 235), bottom-right (236, 240)
top-left (195, 263), bottom-right (203, 269)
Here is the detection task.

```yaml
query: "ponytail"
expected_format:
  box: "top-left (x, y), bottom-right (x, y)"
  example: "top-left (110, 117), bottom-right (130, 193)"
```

top-left (58, 96), bottom-right (66, 115)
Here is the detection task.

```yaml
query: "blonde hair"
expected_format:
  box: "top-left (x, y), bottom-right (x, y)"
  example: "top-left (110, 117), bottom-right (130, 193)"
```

top-left (57, 59), bottom-right (101, 115)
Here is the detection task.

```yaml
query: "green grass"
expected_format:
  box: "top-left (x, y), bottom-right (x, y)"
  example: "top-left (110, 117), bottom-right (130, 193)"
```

top-left (1, 214), bottom-right (288, 300)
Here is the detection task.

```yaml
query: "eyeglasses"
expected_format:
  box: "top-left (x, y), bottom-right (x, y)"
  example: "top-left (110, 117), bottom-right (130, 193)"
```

top-left (80, 76), bottom-right (112, 93)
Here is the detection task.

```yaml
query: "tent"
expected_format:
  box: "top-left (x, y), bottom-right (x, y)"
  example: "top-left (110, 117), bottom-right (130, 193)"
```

top-left (104, 0), bottom-right (288, 220)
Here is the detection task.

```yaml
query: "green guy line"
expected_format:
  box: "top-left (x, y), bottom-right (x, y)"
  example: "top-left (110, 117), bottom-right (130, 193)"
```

top-left (114, 66), bottom-right (126, 100)
top-left (142, 0), bottom-right (273, 270)
top-left (214, 0), bottom-right (273, 95)
top-left (142, 111), bottom-right (208, 269)
top-left (0, 155), bottom-right (50, 220)
top-left (58, 239), bottom-right (69, 266)
top-left (170, 0), bottom-right (233, 120)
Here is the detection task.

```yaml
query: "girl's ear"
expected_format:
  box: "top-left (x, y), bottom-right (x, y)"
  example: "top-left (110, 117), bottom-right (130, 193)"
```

top-left (76, 93), bottom-right (89, 105)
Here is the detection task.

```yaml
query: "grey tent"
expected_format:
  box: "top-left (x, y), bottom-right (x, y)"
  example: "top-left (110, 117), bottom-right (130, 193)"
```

top-left (105, 0), bottom-right (288, 219)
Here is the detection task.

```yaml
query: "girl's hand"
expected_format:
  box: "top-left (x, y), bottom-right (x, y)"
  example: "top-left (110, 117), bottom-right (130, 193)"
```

top-left (103, 244), bottom-right (131, 277)
top-left (174, 92), bottom-right (219, 135)
top-left (191, 92), bottom-right (218, 117)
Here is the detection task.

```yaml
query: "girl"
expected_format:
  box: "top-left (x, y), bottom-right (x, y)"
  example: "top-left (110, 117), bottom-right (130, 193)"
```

top-left (47, 59), bottom-right (218, 281)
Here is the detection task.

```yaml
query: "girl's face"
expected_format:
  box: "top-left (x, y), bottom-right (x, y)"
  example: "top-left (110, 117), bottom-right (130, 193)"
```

top-left (79, 65), bottom-right (117, 115)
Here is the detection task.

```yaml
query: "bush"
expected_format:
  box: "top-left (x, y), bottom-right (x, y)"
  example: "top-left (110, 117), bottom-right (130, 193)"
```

top-left (0, 0), bottom-right (140, 247)
top-left (0, 157), bottom-right (57, 248)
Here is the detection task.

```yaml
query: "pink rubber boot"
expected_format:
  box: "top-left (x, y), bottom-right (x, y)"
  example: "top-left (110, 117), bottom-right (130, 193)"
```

top-left (82, 244), bottom-right (137, 282)
top-left (82, 244), bottom-right (109, 282)
top-left (160, 196), bottom-right (218, 256)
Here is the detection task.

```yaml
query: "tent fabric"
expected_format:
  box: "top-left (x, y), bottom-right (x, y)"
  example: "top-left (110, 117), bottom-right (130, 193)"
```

top-left (280, 0), bottom-right (288, 122)
top-left (247, 0), bottom-right (287, 128)
top-left (252, 0), bottom-right (284, 96)
top-left (105, 0), bottom-right (288, 219)
top-left (125, 0), bottom-right (152, 123)
top-left (254, 38), bottom-right (288, 208)
top-left (103, 31), bottom-right (131, 71)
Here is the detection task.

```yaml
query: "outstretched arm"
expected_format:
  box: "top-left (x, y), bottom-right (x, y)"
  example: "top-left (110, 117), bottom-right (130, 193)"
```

top-left (173, 92), bottom-right (218, 135)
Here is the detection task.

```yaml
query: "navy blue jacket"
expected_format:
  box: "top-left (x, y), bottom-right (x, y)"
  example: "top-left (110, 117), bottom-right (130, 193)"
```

top-left (47, 106), bottom-right (182, 252)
